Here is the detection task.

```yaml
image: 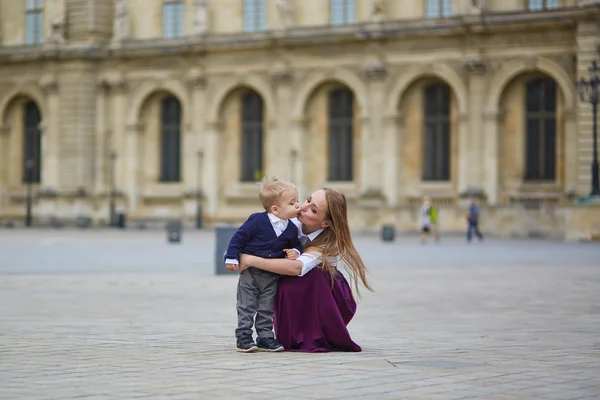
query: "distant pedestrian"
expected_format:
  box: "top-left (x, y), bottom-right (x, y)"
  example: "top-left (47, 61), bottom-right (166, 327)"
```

top-left (466, 198), bottom-right (484, 243)
top-left (420, 197), bottom-right (439, 244)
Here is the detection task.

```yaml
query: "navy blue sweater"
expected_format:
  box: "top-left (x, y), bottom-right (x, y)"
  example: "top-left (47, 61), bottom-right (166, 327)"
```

top-left (224, 212), bottom-right (302, 262)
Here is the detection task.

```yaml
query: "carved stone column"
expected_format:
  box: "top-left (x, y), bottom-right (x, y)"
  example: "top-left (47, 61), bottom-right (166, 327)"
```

top-left (482, 109), bottom-right (502, 204)
top-left (186, 70), bottom-right (207, 198)
top-left (95, 80), bottom-right (109, 195)
top-left (108, 76), bottom-right (128, 193)
top-left (363, 59), bottom-right (387, 197)
top-left (456, 112), bottom-right (471, 195)
top-left (564, 109), bottom-right (578, 194)
top-left (0, 124), bottom-right (8, 215)
top-left (125, 123), bottom-right (143, 212)
top-left (40, 76), bottom-right (60, 191)
top-left (203, 120), bottom-right (222, 215)
top-left (289, 118), bottom-right (308, 198)
top-left (271, 65), bottom-right (294, 180)
top-left (464, 59), bottom-right (488, 192)
top-left (382, 114), bottom-right (404, 207)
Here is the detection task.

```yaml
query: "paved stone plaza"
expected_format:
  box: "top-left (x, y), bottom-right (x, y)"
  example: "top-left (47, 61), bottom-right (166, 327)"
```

top-left (1, 229), bottom-right (599, 400)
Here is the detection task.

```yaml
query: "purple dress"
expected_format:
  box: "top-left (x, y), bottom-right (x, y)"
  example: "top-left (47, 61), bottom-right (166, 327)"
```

top-left (273, 267), bottom-right (361, 353)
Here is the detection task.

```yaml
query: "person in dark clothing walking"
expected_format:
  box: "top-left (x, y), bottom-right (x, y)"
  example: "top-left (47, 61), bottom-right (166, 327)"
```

top-left (466, 198), bottom-right (484, 243)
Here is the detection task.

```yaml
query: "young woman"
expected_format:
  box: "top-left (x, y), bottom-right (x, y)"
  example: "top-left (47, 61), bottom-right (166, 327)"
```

top-left (238, 188), bottom-right (373, 352)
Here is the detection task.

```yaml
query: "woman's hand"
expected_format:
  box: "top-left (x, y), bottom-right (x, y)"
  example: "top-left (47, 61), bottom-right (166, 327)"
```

top-left (239, 253), bottom-right (259, 273)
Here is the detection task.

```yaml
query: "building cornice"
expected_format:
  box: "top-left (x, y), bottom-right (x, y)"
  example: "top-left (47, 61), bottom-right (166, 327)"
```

top-left (0, 7), bottom-right (594, 64)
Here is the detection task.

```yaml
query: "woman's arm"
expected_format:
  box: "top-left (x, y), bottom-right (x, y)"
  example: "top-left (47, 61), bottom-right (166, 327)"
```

top-left (239, 254), bottom-right (302, 276)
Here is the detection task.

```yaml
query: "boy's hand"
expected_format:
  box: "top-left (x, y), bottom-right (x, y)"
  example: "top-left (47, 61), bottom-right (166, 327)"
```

top-left (225, 263), bottom-right (239, 272)
top-left (284, 249), bottom-right (298, 260)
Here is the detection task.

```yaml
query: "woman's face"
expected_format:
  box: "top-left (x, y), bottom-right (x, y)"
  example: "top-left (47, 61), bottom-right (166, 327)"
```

top-left (298, 189), bottom-right (330, 232)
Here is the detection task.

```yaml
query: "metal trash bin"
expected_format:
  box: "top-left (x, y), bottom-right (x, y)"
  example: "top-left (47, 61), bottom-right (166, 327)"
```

top-left (117, 213), bottom-right (126, 229)
top-left (166, 221), bottom-right (182, 243)
top-left (381, 225), bottom-right (395, 242)
top-left (215, 225), bottom-right (239, 275)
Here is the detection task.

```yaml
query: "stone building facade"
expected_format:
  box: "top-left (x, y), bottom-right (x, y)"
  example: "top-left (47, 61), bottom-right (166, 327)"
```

top-left (0, 0), bottom-right (599, 238)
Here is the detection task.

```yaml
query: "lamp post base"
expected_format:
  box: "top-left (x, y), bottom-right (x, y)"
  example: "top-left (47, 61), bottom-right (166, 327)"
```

top-left (196, 205), bottom-right (203, 229)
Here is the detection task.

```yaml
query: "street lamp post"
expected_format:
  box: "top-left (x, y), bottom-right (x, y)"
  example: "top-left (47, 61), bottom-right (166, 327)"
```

top-left (196, 150), bottom-right (204, 229)
top-left (25, 159), bottom-right (34, 227)
top-left (578, 60), bottom-right (600, 197)
top-left (109, 150), bottom-right (117, 227)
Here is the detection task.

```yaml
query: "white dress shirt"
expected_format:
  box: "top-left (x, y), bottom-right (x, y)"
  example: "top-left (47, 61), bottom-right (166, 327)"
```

top-left (225, 213), bottom-right (289, 265)
top-left (290, 218), bottom-right (339, 277)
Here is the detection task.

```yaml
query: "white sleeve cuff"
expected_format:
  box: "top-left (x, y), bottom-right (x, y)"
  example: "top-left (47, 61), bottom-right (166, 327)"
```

top-left (297, 252), bottom-right (321, 277)
top-left (292, 248), bottom-right (301, 256)
top-left (225, 258), bottom-right (239, 265)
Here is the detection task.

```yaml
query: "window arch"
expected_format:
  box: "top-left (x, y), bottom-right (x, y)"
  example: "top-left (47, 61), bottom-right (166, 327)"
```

top-left (328, 87), bottom-right (354, 181)
top-left (422, 83), bottom-right (451, 181)
top-left (160, 96), bottom-right (181, 182)
top-left (241, 91), bottom-right (264, 182)
top-left (524, 77), bottom-right (556, 181)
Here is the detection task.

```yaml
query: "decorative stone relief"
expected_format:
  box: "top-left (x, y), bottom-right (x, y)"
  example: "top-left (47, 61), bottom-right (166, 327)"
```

top-left (276, 0), bottom-right (294, 30)
top-left (111, 0), bottom-right (131, 44)
top-left (46, 0), bottom-right (66, 45)
top-left (186, 68), bottom-right (207, 89)
top-left (270, 62), bottom-right (294, 85)
top-left (40, 75), bottom-right (60, 95)
top-left (369, 0), bottom-right (385, 23)
top-left (192, 0), bottom-right (210, 35)
top-left (464, 59), bottom-right (487, 75)
top-left (362, 48), bottom-right (387, 80)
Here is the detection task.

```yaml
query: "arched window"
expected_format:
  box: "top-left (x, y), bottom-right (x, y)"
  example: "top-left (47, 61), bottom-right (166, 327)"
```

top-left (241, 91), bottom-right (264, 182)
top-left (160, 96), bottom-right (181, 182)
top-left (524, 78), bottom-right (556, 181)
top-left (23, 101), bottom-right (41, 183)
top-left (422, 83), bottom-right (451, 181)
top-left (328, 87), bottom-right (354, 181)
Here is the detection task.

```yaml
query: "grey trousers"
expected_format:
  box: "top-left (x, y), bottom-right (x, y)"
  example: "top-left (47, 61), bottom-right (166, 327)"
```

top-left (235, 267), bottom-right (279, 339)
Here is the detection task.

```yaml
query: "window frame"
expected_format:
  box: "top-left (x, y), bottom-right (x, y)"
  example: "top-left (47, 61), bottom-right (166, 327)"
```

top-left (25, 0), bottom-right (44, 45)
top-left (422, 83), bottom-right (451, 181)
top-left (22, 100), bottom-right (42, 184)
top-left (330, 0), bottom-right (356, 26)
top-left (243, 0), bottom-right (267, 32)
top-left (163, 0), bottom-right (184, 39)
top-left (425, 0), bottom-right (453, 19)
top-left (327, 87), bottom-right (354, 182)
top-left (523, 77), bottom-right (557, 182)
top-left (159, 96), bottom-right (182, 182)
top-left (527, 0), bottom-right (559, 11)
top-left (240, 91), bottom-right (264, 182)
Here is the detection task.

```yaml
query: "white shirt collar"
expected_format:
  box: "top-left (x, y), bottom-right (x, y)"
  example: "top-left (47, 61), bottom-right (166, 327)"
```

top-left (291, 217), bottom-right (324, 243)
top-left (267, 213), bottom-right (284, 224)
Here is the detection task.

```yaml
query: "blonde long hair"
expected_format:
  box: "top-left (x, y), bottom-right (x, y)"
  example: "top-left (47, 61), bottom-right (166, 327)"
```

top-left (304, 188), bottom-right (373, 296)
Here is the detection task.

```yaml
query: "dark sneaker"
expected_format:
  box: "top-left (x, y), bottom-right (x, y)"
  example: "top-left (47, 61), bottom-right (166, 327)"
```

top-left (257, 337), bottom-right (284, 352)
top-left (236, 335), bottom-right (258, 353)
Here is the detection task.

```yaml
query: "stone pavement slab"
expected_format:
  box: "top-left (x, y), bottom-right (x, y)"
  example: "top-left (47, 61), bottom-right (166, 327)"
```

top-left (0, 230), bottom-right (599, 399)
top-left (1, 264), bottom-right (600, 399)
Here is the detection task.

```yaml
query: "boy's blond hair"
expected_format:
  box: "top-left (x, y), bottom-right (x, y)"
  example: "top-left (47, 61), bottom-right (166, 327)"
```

top-left (257, 176), bottom-right (297, 211)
